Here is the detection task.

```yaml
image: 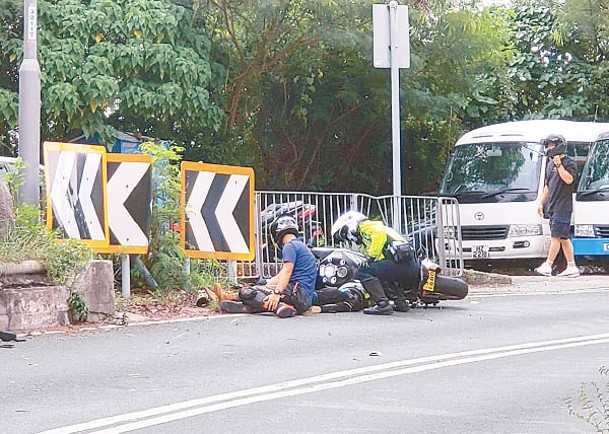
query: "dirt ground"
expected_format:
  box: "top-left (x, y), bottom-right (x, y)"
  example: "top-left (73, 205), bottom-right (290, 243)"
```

top-left (117, 287), bottom-right (224, 324)
top-left (21, 287), bottom-right (228, 337)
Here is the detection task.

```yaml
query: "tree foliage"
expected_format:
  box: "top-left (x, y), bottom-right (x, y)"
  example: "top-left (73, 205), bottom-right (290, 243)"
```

top-left (0, 0), bottom-right (223, 150)
top-left (3, 0), bottom-right (609, 193)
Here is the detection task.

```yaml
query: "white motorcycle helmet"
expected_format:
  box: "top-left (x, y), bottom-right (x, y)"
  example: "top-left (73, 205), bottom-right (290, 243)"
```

top-left (331, 211), bottom-right (367, 244)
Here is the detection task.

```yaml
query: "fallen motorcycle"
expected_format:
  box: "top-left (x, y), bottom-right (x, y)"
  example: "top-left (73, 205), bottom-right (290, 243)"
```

top-left (260, 201), bottom-right (324, 261)
top-left (311, 247), bottom-right (468, 308)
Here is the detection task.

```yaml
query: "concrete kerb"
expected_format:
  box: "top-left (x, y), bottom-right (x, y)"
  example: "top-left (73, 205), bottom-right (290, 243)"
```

top-left (462, 269), bottom-right (513, 286)
top-left (467, 273), bottom-right (609, 297)
top-left (0, 259), bottom-right (116, 333)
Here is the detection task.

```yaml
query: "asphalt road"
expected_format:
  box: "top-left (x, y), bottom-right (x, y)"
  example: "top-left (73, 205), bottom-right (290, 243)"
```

top-left (2, 281), bottom-right (609, 434)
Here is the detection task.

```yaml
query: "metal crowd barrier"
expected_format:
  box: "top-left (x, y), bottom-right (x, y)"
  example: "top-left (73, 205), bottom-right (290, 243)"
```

top-left (234, 191), bottom-right (463, 280)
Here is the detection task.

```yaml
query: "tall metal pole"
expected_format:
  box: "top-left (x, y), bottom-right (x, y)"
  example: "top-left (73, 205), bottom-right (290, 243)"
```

top-left (389, 1), bottom-right (402, 230)
top-left (18, 0), bottom-right (41, 207)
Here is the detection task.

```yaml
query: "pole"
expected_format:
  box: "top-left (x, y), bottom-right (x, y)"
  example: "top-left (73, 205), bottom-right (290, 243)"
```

top-left (121, 255), bottom-right (130, 299)
top-left (389, 1), bottom-right (402, 230)
top-left (18, 0), bottom-right (41, 207)
top-left (227, 260), bottom-right (237, 285)
top-left (183, 257), bottom-right (191, 290)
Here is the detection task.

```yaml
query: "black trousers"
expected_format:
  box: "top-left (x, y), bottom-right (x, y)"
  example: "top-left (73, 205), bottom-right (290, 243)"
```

top-left (356, 257), bottom-right (420, 290)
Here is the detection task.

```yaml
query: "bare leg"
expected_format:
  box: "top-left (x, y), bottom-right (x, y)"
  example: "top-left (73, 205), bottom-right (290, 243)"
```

top-left (560, 239), bottom-right (576, 264)
top-left (547, 237), bottom-right (561, 263)
top-left (212, 283), bottom-right (239, 301)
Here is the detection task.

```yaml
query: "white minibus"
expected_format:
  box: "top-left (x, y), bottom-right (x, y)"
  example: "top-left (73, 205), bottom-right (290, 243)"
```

top-left (573, 131), bottom-right (609, 265)
top-left (438, 120), bottom-right (609, 265)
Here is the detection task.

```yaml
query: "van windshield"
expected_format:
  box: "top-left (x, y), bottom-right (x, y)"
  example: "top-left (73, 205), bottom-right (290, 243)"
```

top-left (577, 140), bottom-right (609, 201)
top-left (439, 142), bottom-right (543, 203)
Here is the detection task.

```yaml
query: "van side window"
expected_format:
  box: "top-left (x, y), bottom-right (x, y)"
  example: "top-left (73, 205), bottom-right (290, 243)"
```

top-left (566, 142), bottom-right (590, 184)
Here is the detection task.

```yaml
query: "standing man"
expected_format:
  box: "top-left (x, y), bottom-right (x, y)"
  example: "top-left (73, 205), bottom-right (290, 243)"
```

top-left (535, 134), bottom-right (580, 277)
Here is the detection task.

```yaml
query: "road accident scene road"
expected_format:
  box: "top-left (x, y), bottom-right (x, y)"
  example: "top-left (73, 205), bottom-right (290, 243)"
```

top-left (2, 0), bottom-right (609, 433)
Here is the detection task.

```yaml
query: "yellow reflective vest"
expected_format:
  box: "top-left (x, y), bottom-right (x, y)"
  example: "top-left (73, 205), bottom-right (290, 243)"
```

top-left (357, 220), bottom-right (406, 261)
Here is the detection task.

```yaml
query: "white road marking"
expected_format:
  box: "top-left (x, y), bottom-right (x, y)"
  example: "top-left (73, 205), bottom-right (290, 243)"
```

top-left (38, 332), bottom-right (609, 434)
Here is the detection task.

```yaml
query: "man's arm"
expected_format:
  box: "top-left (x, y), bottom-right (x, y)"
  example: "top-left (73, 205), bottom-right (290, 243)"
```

top-left (265, 274), bottom-right (279, 286)
top-left (274, 262), bottom-right (294, 292)
top-left (553, 155), bottom-right (574, 184)
top-left (537, 185), bottom-right (549, 217)
top-left (265, 262), bottom-right (294, 311)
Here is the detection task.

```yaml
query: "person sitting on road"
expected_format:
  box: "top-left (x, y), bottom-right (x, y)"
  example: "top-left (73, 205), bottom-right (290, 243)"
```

top-left (330, 211), bottom-right (420, 315)
top-left (214, 215), bottom-right (317, 318)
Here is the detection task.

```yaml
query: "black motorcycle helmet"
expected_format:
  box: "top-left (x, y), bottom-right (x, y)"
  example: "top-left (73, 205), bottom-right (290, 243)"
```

top-left (270, 215), bottom-right (300, 248)
top-left (542, 133), bottom-right (567, 158)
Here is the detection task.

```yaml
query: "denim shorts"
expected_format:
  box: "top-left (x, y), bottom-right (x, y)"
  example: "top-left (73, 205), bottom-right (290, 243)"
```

top-left (549, 212), bottom-right (571, 239)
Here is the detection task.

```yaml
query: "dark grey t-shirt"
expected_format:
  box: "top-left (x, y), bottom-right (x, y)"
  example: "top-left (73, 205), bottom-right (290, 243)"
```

top-left (544, 155), bottom-right (577, 214)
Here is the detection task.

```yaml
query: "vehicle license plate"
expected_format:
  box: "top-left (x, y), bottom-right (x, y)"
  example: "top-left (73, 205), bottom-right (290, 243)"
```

top-left (472, 245), bottom-right (489, 258)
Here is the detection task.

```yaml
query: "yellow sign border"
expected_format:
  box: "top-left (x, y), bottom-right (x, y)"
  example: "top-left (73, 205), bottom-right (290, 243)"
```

top-left (96, 153), bottom-right (153, 255)
top-left (180, 161), bottom-right (255, 261)
top-left (44, 141), bottom-right (109, 249)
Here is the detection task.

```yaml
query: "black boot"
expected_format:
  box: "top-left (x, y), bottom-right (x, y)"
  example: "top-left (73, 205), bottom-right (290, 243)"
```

top-left (361, 278), bottom-right (393, 315)
top-left (393, 297), bottom-right (410, 312)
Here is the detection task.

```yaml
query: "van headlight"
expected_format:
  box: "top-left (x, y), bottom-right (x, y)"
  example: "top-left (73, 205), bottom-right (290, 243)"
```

top-left (508, 224), bottom-right (542, 237)
top-left (574, 224), bottom-right (595, 237)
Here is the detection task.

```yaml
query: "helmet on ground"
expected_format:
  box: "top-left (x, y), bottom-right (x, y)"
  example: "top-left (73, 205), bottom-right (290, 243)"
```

top-left (338, 281), bottom-right (367, 301)
top-left (331, 211), bottom-right (367, 244)
top-left (270, 215), bottom-right (299, 247)
top-left (542, 133), bottom-right (567, 158)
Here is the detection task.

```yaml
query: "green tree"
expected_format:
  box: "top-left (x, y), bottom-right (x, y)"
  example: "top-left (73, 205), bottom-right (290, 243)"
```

top-left (0, 0), bottom-right (223, 153)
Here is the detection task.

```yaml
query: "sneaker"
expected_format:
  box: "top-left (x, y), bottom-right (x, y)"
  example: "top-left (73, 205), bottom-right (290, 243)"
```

top-left (275, 303), bottom-right (297, 318)
top-left (534, 261), bottom-right (553, 277)
top-left (557, 265), bottom-right (580, 278)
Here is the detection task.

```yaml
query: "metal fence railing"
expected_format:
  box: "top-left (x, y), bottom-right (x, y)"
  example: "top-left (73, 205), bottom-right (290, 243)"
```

top-left (234, 191), bottom-right (463, 280)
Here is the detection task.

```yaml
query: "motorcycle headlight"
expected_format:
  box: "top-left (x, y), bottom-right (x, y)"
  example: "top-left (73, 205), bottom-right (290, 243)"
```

top-left (336, 266), bottom-right (349, 278)
top-left (574, 224), bottom-right (595, 238)
top-left (508, 224), bottom-right (542, 237)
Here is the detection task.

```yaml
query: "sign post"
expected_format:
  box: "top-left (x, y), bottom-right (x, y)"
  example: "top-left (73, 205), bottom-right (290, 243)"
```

top-left (373, 1), bottom-right (410, 230)
top-left (18, 0), bottom-right (41, 206)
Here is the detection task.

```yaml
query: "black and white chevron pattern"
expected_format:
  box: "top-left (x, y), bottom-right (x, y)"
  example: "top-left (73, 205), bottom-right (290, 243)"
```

top-left (45, 144), bottom-right (106, 242)
top-left (105, 156), bottom-right (152, 253)
top-left (183, 164), bottom-right (253, 259)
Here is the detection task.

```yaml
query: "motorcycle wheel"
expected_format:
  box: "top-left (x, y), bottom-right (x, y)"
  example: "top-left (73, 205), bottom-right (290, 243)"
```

top-left (432, 275), bottom-right (469, 300)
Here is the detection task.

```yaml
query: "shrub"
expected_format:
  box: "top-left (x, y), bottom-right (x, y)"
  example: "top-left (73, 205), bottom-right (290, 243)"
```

top-left (0, 158), bottom-right (93, 284)
top-left (128, 142), bottom-right (223, 292)
top-left (67, 292), bottom-right (88, 323)
top-left (566, 366), bottom-right (609, 433)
